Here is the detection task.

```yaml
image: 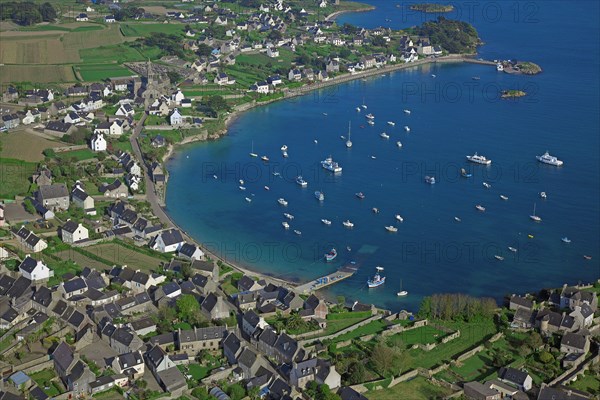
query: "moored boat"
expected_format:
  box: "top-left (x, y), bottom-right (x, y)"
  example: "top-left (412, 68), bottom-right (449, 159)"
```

top-left (530, 203), bottom-right (541, 222)
top-left (404, 126), bottom-right (410, 132)
top-left (494, 255), bottom-right (504, 261)
top-left (466, 153), bottom-right (492, 165)
top-left (281, 145), bottom-right (288, 151)
top-left (282, 221), bottom-right (290, 229)
top-left (261, 155), bottom-right (269, 162)
top-left (396, 141), bottom-right (403, 148)
top-left (278, 198), bottom-right (288, 206)
top-left (296, 176), bottom-right (308, 187)
top-left (380, 132), bottom-right (390, 139)
top-left (282, 151), bottom-right (288, 158)
top-left (367, 267), bottom-right (386, 288)
top-left (387, 121), bottom-right (395, 126)
top-left (461, 168), bottom-right (472, 178)
top-left (372, 207), bottom-right (379, 214)
top-left (500, 195), bottom-right (509, 200)
top-left (365, 113), bottom-right (375, 120)
top-left (454, 216), bottom-right (461, 222)
top-left (321, 156), bottom-right (343, 173)
top-left (355, 192), bottom-right (365, 199)
top-left (395, 214), bottom-right (404, 222)
top-left (540, 191), bottom-right (547, 199)
top-left (283, 213), bottom-right (294, 220)
top-left (315, 191), bottom-right (325, 201)
top-left (425, 176), bottom-right (436, 184)
top-left (561, 237), bottom-right (571, 243)
top-left (536, 151), bottom-right (563, 166)
top-left (475, 205), bottom-right (486, 212)
top-left (321, 218), bottom-right (332, 225)
top-left (508, 247), bottom-right (517, 252)
top-left (483, 182), bottom-right (491, 188)
top-left (245, 197), bottom-right (252, 202)
top-left (342, 220), bottom-right (354, 228)
top-left (385, 225), bottom-right (398, 232)
top-left (294, 230), bottom-right (302, 235)
top-left (367, 120), bottom-right (375, 126)
top-left (403, 109), bottom-right (411, 114)
top-left (325, 248), bottom-right (337, 262)
top-left (239, 186), bottom-right (246, 191)
top-left (264, 186), bottom-right (270, 190)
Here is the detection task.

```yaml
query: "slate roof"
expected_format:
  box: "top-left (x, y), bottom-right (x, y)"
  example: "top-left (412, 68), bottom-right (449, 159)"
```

top-left (237, 347), bottom-right (258, 368)
top-left (162, 281), bottom-right (181, 296)
top-left (510, 295), bottom-right (533, 309)
top-left (32, 286), bottom-right (53, 307)
top-left (159, 228), bottom-right (184, 246)
top-left (52, 341), bottom-right (74, 372)
top-left (18, 256), bottom-right (39, 273)
top-left (38, 183), bottom-right (68, 200)
top-left (338, 387), bottom-right (368, 400)
top-left (238, 275), bottom-right (256, 292)
top-left (243, 310), bottom-right (260, 328)
top-left (132, 271), bottom-right (149, 285)
top-left (117, 351), bottom-right (143, 369)
top-left (561, 332), bottom-right (587, 350)
top-left (6, 276), bottom-right (31, 298)
top-left (63, 277), bottom-right (87, 293)
top-left (179, 243), bottom-right (199, 258)
top-left (223, 332), bottom-right (241, 355)
top-left (145, 345), bottom-right (167, 369)
top-left (67, 310), bottom-right (85, 328)
top-left (498, 367), bottom-right (530, 386)
top-left (62, 220), bottom-right (79, 234)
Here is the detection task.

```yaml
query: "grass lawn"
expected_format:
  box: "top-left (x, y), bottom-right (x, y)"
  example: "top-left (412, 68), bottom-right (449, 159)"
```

top-left (404, 320), bottom-right (498, 370)
top-left (58, 148), bottom-right (97, 161)
top-left (569, 371), bottom-right (600, 395)
top-left (77, 63), bottom-right (134, 81)
top-left (322, 316), bottom-right (370, 335)
top-left (121, 23), bottom-right (185, 37)
top-left (174, 322), bottom-right (192, 330)
top-left (332, 320), bottom-right (389, 343)
top-left (449, 349), bottom-right (496, 382)
top-left (144, 114), bottom-right (169, 126)
top-left (30, 369), bottom-right (64, 397)
top-left (54, 248), bottom-right (111, 271)
top-left (83, 242), bottom-right (167, 273)
top-left (111, 139), bottom-right (134, 153)
top-left (188, 363), bottom-right (211, 381)
top-left (93, 387), bottom-right (123, 399)
top-left (395, 325), bottom-right (446, 346)
top-left (366, 376), bottom-right (454, 400)
top-left (1, 130), bottom-right (66, 162)
top-left (0, 158), bottom-right (37, 199)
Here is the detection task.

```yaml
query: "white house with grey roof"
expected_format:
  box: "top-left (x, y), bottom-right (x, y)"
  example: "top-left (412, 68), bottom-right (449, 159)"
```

top-left (71, 183), bottom-right (95, 215)
top-left (150, 229), bottom-right (185, 253)
top-left (178, 243), bottom-right (204, 261)
top-left (145, 345), bottom-right (187, 395)
top-left (60, 277), bottom-right (87, 299)
top-left (497, 367), bottom-right (532, 392)
top-left (12, 226), bottom-right (48, 253)
top-left (90, 132), bottom-right (107, 152)
top-left (18, 256), bottom-right (52, 282)
top-left (112, 350), bottom-right (145, 379)
top-left (61, 220), bottom-right (89, 244)
top-left (36, 183), bottom-right (70, 211)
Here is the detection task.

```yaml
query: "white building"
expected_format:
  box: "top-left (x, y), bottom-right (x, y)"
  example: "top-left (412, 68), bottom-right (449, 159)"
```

top-left (267, 47), bottom-right (280, 58)
top-left (90, 133), bottom-right (107, 152)
top-left (170, 109), bottom-right (183, 126)
top-left (171, 89), bottom-right (185, 106)
top-left (150, 229), bottom-right (185, 253)
top-left (18, 256), bottom-right (52, 282)
top-left (61, 220), bottom-right (89, 244)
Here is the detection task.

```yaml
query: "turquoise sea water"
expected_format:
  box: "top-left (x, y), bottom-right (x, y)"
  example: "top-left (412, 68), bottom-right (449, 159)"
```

top-left (166, 0), bottom-right (600, 311)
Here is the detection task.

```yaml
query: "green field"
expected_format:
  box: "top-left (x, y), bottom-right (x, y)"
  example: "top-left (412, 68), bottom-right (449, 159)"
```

top-left (121, 23), bottom-right (185, 37)
top-left (77, 64), bottom-right (135, 81)
top-left (79, 44), bottom-right (146, 64)
top-left (83, 242), bottom-right (167, 272)
top-left (569, 371), bottom-right (600, 395)
top-left (58, 148), bottom-right (97, 161)
top-left (366, 376), bottom-right (453, 400)
top-left (30, 369), bottom-right (64, 397)
top-left (0, 158), bottom-right (37, 199)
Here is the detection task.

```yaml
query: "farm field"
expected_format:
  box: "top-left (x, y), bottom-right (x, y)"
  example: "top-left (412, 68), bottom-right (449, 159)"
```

top-left (120, 23), bottom-right (185, 37)
top-left (54, 249), bottom-right (112, 271)
top-left (366, 376), bottom-right (454, 400)
top-left (0, 158), bottom-right (37, 199)
top-left (76, 64), bottom-right (135, 81)
top-left (79, 44), bottom-right (146, 64)
top-left (57, 148), bottom-right (97, 161)
top-left (0, 130), bottom-right (66, 162)
top-left (83, 242), bottom-right (167, 272)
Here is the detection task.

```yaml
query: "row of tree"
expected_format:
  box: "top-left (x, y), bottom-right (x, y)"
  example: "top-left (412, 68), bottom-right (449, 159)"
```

top-left (415, 16), bottom-right (481, 54)
top-left (0, 1), bottom-right (56, 25)
top-left (418, 293), bottom-right (497, 321)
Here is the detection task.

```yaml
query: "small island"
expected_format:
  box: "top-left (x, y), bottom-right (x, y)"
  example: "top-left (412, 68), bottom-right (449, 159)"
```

top-left (501, 90), bottom-right (527, 99)
top-left (409, 3), bottom-right (454, 13)
top-left (499, 60), bottom-right (542, 75)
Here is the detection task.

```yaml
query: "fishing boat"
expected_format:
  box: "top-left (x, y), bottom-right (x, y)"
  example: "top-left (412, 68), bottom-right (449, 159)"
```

top-left (324, 248), bottom-right (337, 262)
top-left (356, 107), bottom-right (361, 112)
top-left (466, 153), bottom-right (492, 165)
top-left (321, 219), bottom-right (332, 225)
top-left (314, 139), bottom-right (318, 144)
top-left (370, 155), bottom-right (377, 159)
top-left (403, 109), bottom-right (411, 114)
top-left (380, 132), bottom-right (390, 139)
top-left (454, 216), bottom-right (461, 222)
top-left (494, 255), bottom-right (504, 261)
top-left (282, 221), bottom-right (290, 229)
top-left (296, 176), bottom-right (308, 187)
top-left (315, 191), bottom-right (325, 201)
top-left (540, 191), bottom-right (547, 199)
top-left (346, 121), bottom-right (352, 148)
top-left (355, 192), bottom-right (365, 199)
top-left (372, 207), bottom-right (379, 214)
top-left (361, 99), bottom-right (367, 109)
top-left (367, 120), bottom-right (375, 126)
top-left (342, 220), bottom-right (354, 228)
top-left (272, 172), bottom-right (281, 177)
top-left (431, 74), bottom-right (437, 78)
top-left (264, 186), bottom-right (270, 190)
top-left (367, 267), bottom-right (386, 288)
top-left (283, 151), bottom-right (288, 158)
top-left (239, 179), bottom-right (244, 185)
top-left (365, 113), bottom-right (375, 120)
top-left (280, 145), bottom-right (288, 151)
top-left (475, 205), bottom-right (486, 212)
top-left (395, 215), bottom-right (404, 222)
top-left (387, 121), bottom-right (395, 126)
top-left (277, 198), bottom-right (288, 206)
top-left (425, 176), bottom-right (436, 184)
top-left (536, 151), bottom-right (563, 166)
top-left (249, 141), bottom-right (258, 158)
top-left (530, 203), bottom-right (541, 222)
top-left (483, 182), bottom-right (491, 189)
top-left (508, 247), bottom-right (517, 252)
top-left (461, 168), bottom-right (472, 178)
top-left (385, 225), bottom-right (398, 232)
top-left (321, 156), bottom-right (343, 173)
top-left (396, 141), bottom-right (403, 148)
top-left (500, 195), bottom-right (509, 200)
top-left (404, 126), bottom-right (410, 132)
top-left (261, 155), bottom-right (269, 162)
top-left (528, 234), bottom-right (534, 239)
top-left (584, 255), bottom-right (592, 260)
top-left (294, 230), bottom-right (302, 235)
top-left (561, 237), bottom-right (571, 243)
top-left (239, 186), bottom-right (246, 191)
top-left (283, 213), bottom-right (294, 220)
top-left (245, 197), bottom-right (252, 202)
top-left (213, 175), bottom-right (218, 179)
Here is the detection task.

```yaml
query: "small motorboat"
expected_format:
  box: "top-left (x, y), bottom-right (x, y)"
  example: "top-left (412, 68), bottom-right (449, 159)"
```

top-left (500, 195), bottom-right (509, 200)
top-left (528, 234), bottom-right (534, 238)
top-left (380, 132), bottom-right (390, 139)
top-left (239, 179), bottom-right (244, 185)
top-left (425, 176), bottom-right (436, 184)
top-left (213, 175), bottom-right (218, 179)
top-left (372, 207), bottom-right (379, 214)
top-left (321, 219), bottom-right (332, 225)
top-left (387, 121), bottom-right (395, 126)
top-left (239, 186), bottom-right (246, 191)
top-left (282, 221), bottom-right (290, 229)
top-left (261, 155), bottom-right (269, 162)
top-left (454, 216), bottom-right (461, 222)
top-left (385, 225), bottom-right (398, 232)
top-left (245, 197), bottom-right (252, 202)
top-left (461, 168), bottom-right (472, 178)
top-left (356, 107), bottom-right (361, 112)
top-left (403, 109), bottom-right (411, 114)
top-left (283, 151), bottom-right (288, 158)
top-left (278, 198), bottom-right (288, 206)
top-left (367, 120), bottom-right (375, 126)
top-left (325, 248), bottom-right (337, 261)
top-left (561, 237), bottom-right (571, 243)
top-left (294, 230), bottom-right (302, 235)
top-left (395, 215), bottom-right (404, 222)
top-left (355, 192), bottom-right (365, 199)
top-left (272, 172), bottom-right (281, 177)
top-left (404, 126), bottom-right (410, 132)
top-left (508, 247), bottom-right (517, 252)
top-left (281, 145), bottom-right (288, 151)
top-left (323, 113), bottom-right (328, 116)
top-left (483, 182), bottom-right (491, 189)
top-left (494, 255), bottom-right (504, 261)
top-left (397, 290), bottom-right (408, 296)
top-left (475, 205), bottom-right (486, 212)
top-left (540, 191), bottom-right (547, 199)
top-left (283, 213), bottom-right (294, 220)
top-left (472, 76), bottom-right (481, 80)
top-left (396, 141), bottom-right (403, 148)
top-left (343, 220), bottom-right (354, 228)
top-left (431, 74), bottom-right (436, 78)
top-left (371, 155), bottom-right (377, 159)
top-left (584, 255), bottom-right (592, 260)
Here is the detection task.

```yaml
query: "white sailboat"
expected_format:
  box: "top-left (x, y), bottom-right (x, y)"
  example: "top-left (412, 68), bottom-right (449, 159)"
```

top-left (346, 121), bottom-right (352, 148)
top-left (530, 203), bottom-right (541, 222)
top-left (249, 141), bottom-right (258, 157)
top-left (397, 280), bottom-right (408, 296)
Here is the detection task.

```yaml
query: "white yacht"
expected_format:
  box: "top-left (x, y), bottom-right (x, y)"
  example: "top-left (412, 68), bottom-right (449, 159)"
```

top-left (500, 195), bottom-right (509, 200)
top-left (387, 121), bottom-right (395, 126)
top-left (536, 151), bottom-right (563, 166)
top-left (380, 132), bottom-right (390, 139)
top-left (385, 225), bottom-right (398, 232)
top-left (466, 153), bottom-right (492, 165)
top-left (342, 220), bottom-right (354, 228)
top-left (284, 213), bottom-right (294, 220)
top-left (395, 215), bottom-right (404, 222)
top-left (321, 219), bottom-right (332, 225)
top-left (278, 198), bottom-right (288, 206)
top-left (403, 109), bottom-right (411, 114)
top-left (281, 145), bottom-right (288, 151)
top-left (282, 221), bottom-right (290, 229)
top-left (346, 121), bottom-right (352, 148)
top-left (396, 141), bottom-right (402, 148)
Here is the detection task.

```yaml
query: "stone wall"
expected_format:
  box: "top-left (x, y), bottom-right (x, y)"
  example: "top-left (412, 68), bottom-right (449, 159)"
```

top-left (441, 330), bottom-right (461, 344)
top-left (298, 315), bottom-right (381, 346)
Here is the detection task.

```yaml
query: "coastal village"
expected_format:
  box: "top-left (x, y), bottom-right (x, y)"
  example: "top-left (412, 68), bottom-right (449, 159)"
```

top-left (0, 0), bottom-right (597, 399)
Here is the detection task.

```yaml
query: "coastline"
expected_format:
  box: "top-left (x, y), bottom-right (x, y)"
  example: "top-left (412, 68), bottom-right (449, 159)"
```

top-left (325, 5), bottom-right (376, 21)
top-left (155, 55), bottom-right (496, 295)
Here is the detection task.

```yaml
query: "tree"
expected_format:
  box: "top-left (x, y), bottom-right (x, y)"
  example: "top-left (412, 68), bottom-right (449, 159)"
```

top-left (177, 294), bottom-right (201, 322)
top-left (205, 95), bottom-right (230, 115)
top-left (538, 351), bottom-right (554, 364)
top-left (157, 305), bottom-right (177, 332)
top-left (526, 332), bottom-right (543, 351)
top-left (23, 198), bottom-right (36, 215)
top-left (167, 71), bottom-right (182, 85)
top-left (371, 36), bottom-right (387, 47)
top-left (247, 386), bottom-right (260, 400)
top-left (196, 44), bottom-right (213, 57)
top-left (370, 338), bottom-right (395, 377)
top-left (347, 361), bottom-right (366, 384)
top-left (226, 383), bottom-right (245, 400)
